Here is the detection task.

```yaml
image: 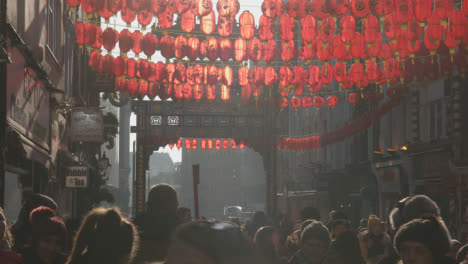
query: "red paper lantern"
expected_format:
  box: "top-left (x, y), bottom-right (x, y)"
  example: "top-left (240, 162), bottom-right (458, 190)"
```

top-left (280, 14), bottom-right (295, 41)
top-left (241, 84), bottom-right (252, 100)
top-left (248, 38), bottom-right (263, 62)
top-left (350, 32), bottom-right (363, 58)
top-left (160, 35), bottom-right (175, 59)
top-left (327, 0), bottom-right (349, 17)
top-left (394, 0), bottom-right (413, 24)
top-left (383, 12), bottom-right (401, 40)
top-left (205, 65), bottom-right (218, 85)
top-left (351, 0), bottom-right (370, 18)
top-left (166, 63), bottom-right (176, 82)
top-left (316, 40), bottom-right (333, 61)
top-left (301, 15), bottom-right (317, 43)
top-left (448, 10), bottom-right (468, 40)
top-left (251, 84), bottom-right (263, 97)
top-left (334, 61), bottom-right (347, 83)
top-left (279, 66), bottom-right (293, 87)
top-left (307, 65), bottom-right (320, 85)
top-left (183, 83), bottom-right (193, 100)
top-left (403, 19), bottom-right (423, 41)
top-left (80, 0), bottom-right (98, 13)
top-left (119, 29), bottom-right (134, 54)
top-left (427, 13), bottom-right (444, 40)
top-left (170, 0), bottom-right (190, 14)
top-left (299, 41), bottom-right (316, 61)
top-left (206, 37), bottom-right (219, 61)
top-left (264, 66), bottom-right (278, 87)
top-left (186, 66), bottom-right (195, 85)
top-left (141, 33), bottom-right (158, 58)
top-left (262, 39), bottom-right (278, 63)
top-left (280, 97), bottom-right (289, 109)
top-left (302, 97), bottom-right (313, 108)
top-left (342, 77), bottom-right (354, 89)
top-left (103, 54), bottom-right (114, 75)
top-left (193, 64), bottom-right (204, 84)
top-left (279, 85), bottom-right (289, 97)
top-left (201, 10), bottom-right (216, 35)
top-left (307, 0), bottom-right (329, 20)
top-left (217, 15), bottom-right (233, 37)
top-left (239, 11), bottom-right (255, 40)
top-left (127, 78), bottom-right (138, 97)
top-left (251, 66), bottom-right (265, 87)
top-left (262, 0), bottom-right (284, 19)
top-left (348, 93), bottom-right (360, 104)
top-left (313, 96), bottom-right (325, 108)
top-left (318, 16), bottom-right (335, 42)
top-left (221, 85), bottom-right (230, 101)
top-left (357, 74), bottom-right (369, 87)
top-left (413, 0), bottom-right (432, 24)
top-left (153, 0), bottom-right (168, 15)
top-left (199, 40), bottom-right (207, 58)
top-left (115, 76), bottom-right (127, 92)
top-left (191, 139), bottom-right (198, 150)
top-left (222, 139), bottom-right (229, 150)
top-left (158, 8), bottom-right (174, 29)
top-left (131, 30), bottom-right (142, 55)
top-left (217, 0), bottom-right (240, 17)
top-left (340, 15), bottom-right (356, 43)
top-left (366, 59), bottom-right (378, 81)
top-left (187, 37), bottom-right (200, 60)
top-left (113, 56), bottom-right (126, 76)
top-left (154, 62), bottom-right (167, 81)
top-left (138, 79), bottom-right (149, 97)
top-left (280, 40), bottom-right (296, 62)
top-left (181, 10), bottom-right (196, 33)
top-left (363, 14), bottom-right (379, 43)
top-left (75, 22), bottom-right (86, 45)
top-left (292, 66), bottom-right (305, 87)
top-left (66, 0), bottom-right (80, 7)
top-left (84, 24), bottom-right (97, 46)
top-left (126, 58), bottom-right (137, 78)
top-left (174, 35), bottom-right (187, 59)
top-left (234, 38), bottom-right (247, 62)
top-left (139, 60), bottom-right (151, 79)
top-left (206, 84), bottom-right (216, 100)
top-left (286, 0), bottom-right (307, 19)
top-left (185, 138), bottom-right (191, 149)
top-left (175, 62), bottom-right (186, 83)
top-left (219, 38), bottom-right (233, 62)
top-left (365, 33), bottom-right (382, 58)
top-left (259, 15), bottom-right (275, 41)
top-left (291, 97), bottom-right (301, 109)
top-left (327, 95), bottom-right (339, 107)
top-left (190, 0), bottom-right (212, 17)
top-left (207, 139), bottom-right (214, 150)
top-left (349, 62), bottom-right (364, 83)
top-left (200, 139), bottom-right (207, 150)
top-left (369, 0), bottom-right (392, 17)
top-left (434, 0), bottom-right (453, 21)
top-left (321, 63), bottom-right (333, 84)
top-left (238, 66), bottom-right (250, 86)
top-left (333, 35), bottom-right (350, 61)
top-left (138, 9), bottom-right (153, 27)
top-left (121, 7), bottom-right (136, 25)
top-left (222, 66), bottom-right (233, 86)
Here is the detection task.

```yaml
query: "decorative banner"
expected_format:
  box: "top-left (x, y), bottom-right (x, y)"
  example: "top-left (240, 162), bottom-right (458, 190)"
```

top-left (166, 138), bottom-right (246, 150)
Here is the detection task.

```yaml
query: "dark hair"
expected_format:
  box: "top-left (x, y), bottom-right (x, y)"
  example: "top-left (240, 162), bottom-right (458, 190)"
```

top-left (147, 184), bottom-right (178, 211)
top-left (333, 231), bottom-right (365, 263)
top-left (300, 206), bottom-right (320, 222)
top-left (254, 226), bottom-right (278, 264)
top-left (66, 207), bottom-right (139, 264)
top-left (30, 206), bottom-right (67, 247)
top-left (172, 221), bottom-right (255, 264)
top-left (252, 211), bottom-right (267, 226)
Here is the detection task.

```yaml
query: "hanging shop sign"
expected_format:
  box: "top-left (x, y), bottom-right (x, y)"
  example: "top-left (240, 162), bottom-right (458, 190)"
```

top-left (65, 166), bottom-right (88, 188)
top-left (70, 109), bottom-right (103, 142)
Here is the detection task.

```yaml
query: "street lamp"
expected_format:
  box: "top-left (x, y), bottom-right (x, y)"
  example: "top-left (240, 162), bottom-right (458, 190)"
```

top-left (98, 152), bottom-right (111, 180)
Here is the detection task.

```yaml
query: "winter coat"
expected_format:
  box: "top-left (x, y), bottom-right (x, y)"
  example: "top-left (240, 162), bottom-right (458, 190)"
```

top-left (287, 250), bottom-right (311, 264)
top-left (358, 231), bottom-right (392, 264)
top-left (133, 210), bottom-right (180, 263)
top-left (19, 246), bottom-right (66, 264)
top-left (0, 250), bottom-right (23, 264)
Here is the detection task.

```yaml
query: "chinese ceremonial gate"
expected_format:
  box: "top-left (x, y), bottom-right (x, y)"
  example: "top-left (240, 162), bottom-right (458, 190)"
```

top-left (131, 99), bottom-right (279, 215)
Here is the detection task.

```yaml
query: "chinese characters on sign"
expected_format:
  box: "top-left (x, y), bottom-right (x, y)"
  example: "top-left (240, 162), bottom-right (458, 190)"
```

top-left (65, 166), bottom-right (88, 188)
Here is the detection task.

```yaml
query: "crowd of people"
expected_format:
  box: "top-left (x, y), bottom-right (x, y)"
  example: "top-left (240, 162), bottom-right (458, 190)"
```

top-left (0, 183), bottom-right (467, 264)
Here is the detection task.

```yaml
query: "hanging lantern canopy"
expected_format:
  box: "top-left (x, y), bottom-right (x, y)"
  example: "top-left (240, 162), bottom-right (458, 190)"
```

top-left (217, 15), bottom-right (234, 37)
top-left (340, 15), bottom-right (356, 43)
top-left (248, 38), bottom-right (263, 62)
top-left (262, 39), bottom-right (278, 63)
top-left (327, 0), bottom-right (350, 18)
top-left (206, 37), bottom-right (219, 61)
top-left (174, 35), bottom-right (188, 59)
top-left (318, 16), bottom-right (335, 42)
top-left (219, 38), bottom-right (233, 62)
top-left (158, 8), bottom-right (174, 29)
top-left (201, 10), bottom-right (216, 35)
top-left (307, 0), bottom-right (329, 20)
top-left (222, 66), bottom-right (233, 86)
top-left (279, 14), bottom-right (295, 41)
top-left (334, 61), bottom-right (347, 83)
top-left (221, 85), bottom-right (230, 101)
top-left (351, 0), bottom-right (370, 18)
top-left (181, 10), bottom-right (196, 33)
top-left (261, 0), bottom-right (284, 19)
top-left (327, 96), bottom-right (339, 107)
top-left (286, 0), bottom-right (307, 19)
top-left (259, 15), bottom-right (275, 41)
top-left (348, 93), bottom-right (360, 104)
top-left (239, 11), bottom-right (255, 40)
top-left (75, 22), bottom-right (86, 46)
top-left (126, 58), bottom-right (137, 78)
top-left (321, 63), bottom-right (333, 84)
top-left (280, 40), bottom-right (296, 62)
top-left (121, 6), bottom-right (136, 25)
top-left (313, 96), bottom-right (325, 108)
top-left (234, 38), bottom-right (247, 62)
top-left (160, 35), bottom-right (175, 59)
top-left (264, 66), bottom-right (278, 87)
top-left (191, 0), bottom-right (212, 17)
top-left (279, 66), bottom-right (293, 87)
top-left (291, 97), bottom-right (301, 109)
top-left (301, 15), bottom-right (317, 43)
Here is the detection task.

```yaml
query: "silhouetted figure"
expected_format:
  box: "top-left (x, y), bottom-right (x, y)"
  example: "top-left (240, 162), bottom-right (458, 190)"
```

top-left (165, 221), bottom-right (255, 264)
top-left (358, 215), bottom-right (391, 264)
top-left (134, 183), bottom-right (180, 262)
top-left (0, 207), bottom-right (22, 264)
top-left (327, 230), bottom-right (365, 264)
top-left (11, 193), bottom-right (57, 252)
top-left (66, 207), bottom-right (138, 264)
top-left (288, 221), bottom-right (330, 264)
top-left (247, 211), bottom-right (268, 240)
top-left (254, 226), bottom-right (280, 264)
top-left (19, 206), bottom-right (67, 264)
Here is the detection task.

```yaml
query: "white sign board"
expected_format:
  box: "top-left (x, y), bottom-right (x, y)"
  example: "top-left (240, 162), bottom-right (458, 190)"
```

top-left (65, 166), bottom-right (88, 188)
top-left (70, 110), bottom-right (103, 142)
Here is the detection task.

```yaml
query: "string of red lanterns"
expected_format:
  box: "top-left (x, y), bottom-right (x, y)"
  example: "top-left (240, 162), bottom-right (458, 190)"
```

top-left (165, 138), bottom-right (246, 150)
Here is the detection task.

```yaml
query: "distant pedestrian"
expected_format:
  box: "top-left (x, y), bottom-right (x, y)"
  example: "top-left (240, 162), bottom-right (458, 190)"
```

top-left (357, 218), bottom-right (368, 233)
top-left (394, 217), bottom-right (456, 264)
top-left (0, 207), bottom-right (22, 264)
top-left (177, 207), bottom-right (192, 224)
top-left (358, 215), bottom-right (391, 264)
top-left (254, 226), bottom-right (280, 264)
top-left (133, 183), bottom-right (180, 262)
top-left (327, 230), bottom-right (365, 264)
top-left (288, 221), bottom-right (330, 264)
top-left (20, 206), bottom-right (67, 264)
top-left (165, 221), bottom-right (255, 264)
top-left (11, 193), bottom-right (57, 252)
top-left (330, 219), bottom-right (351, 241)
top-left (66, 207), bottom-right (138, 264)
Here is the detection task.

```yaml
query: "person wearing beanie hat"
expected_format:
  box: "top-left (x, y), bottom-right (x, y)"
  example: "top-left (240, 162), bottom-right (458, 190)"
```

top-left (288, 221), bottom-right (330, 264)
top-left (20, 206), bottom-right (67, 264)
top-left (389, 195), bottom-right (441, 233)
top-left (394, 217), bottom-right (456, 264)
top-left (358, 215), bottom-right (392, 264)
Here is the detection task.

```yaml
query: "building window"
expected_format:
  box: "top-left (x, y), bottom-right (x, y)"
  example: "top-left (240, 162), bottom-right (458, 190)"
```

top-left (46, 0), bottom-right (62, 62)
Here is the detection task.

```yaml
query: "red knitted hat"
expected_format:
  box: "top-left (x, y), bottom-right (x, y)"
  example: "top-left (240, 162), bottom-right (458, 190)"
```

top-left (29, 206), bottom-right (67, 246)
